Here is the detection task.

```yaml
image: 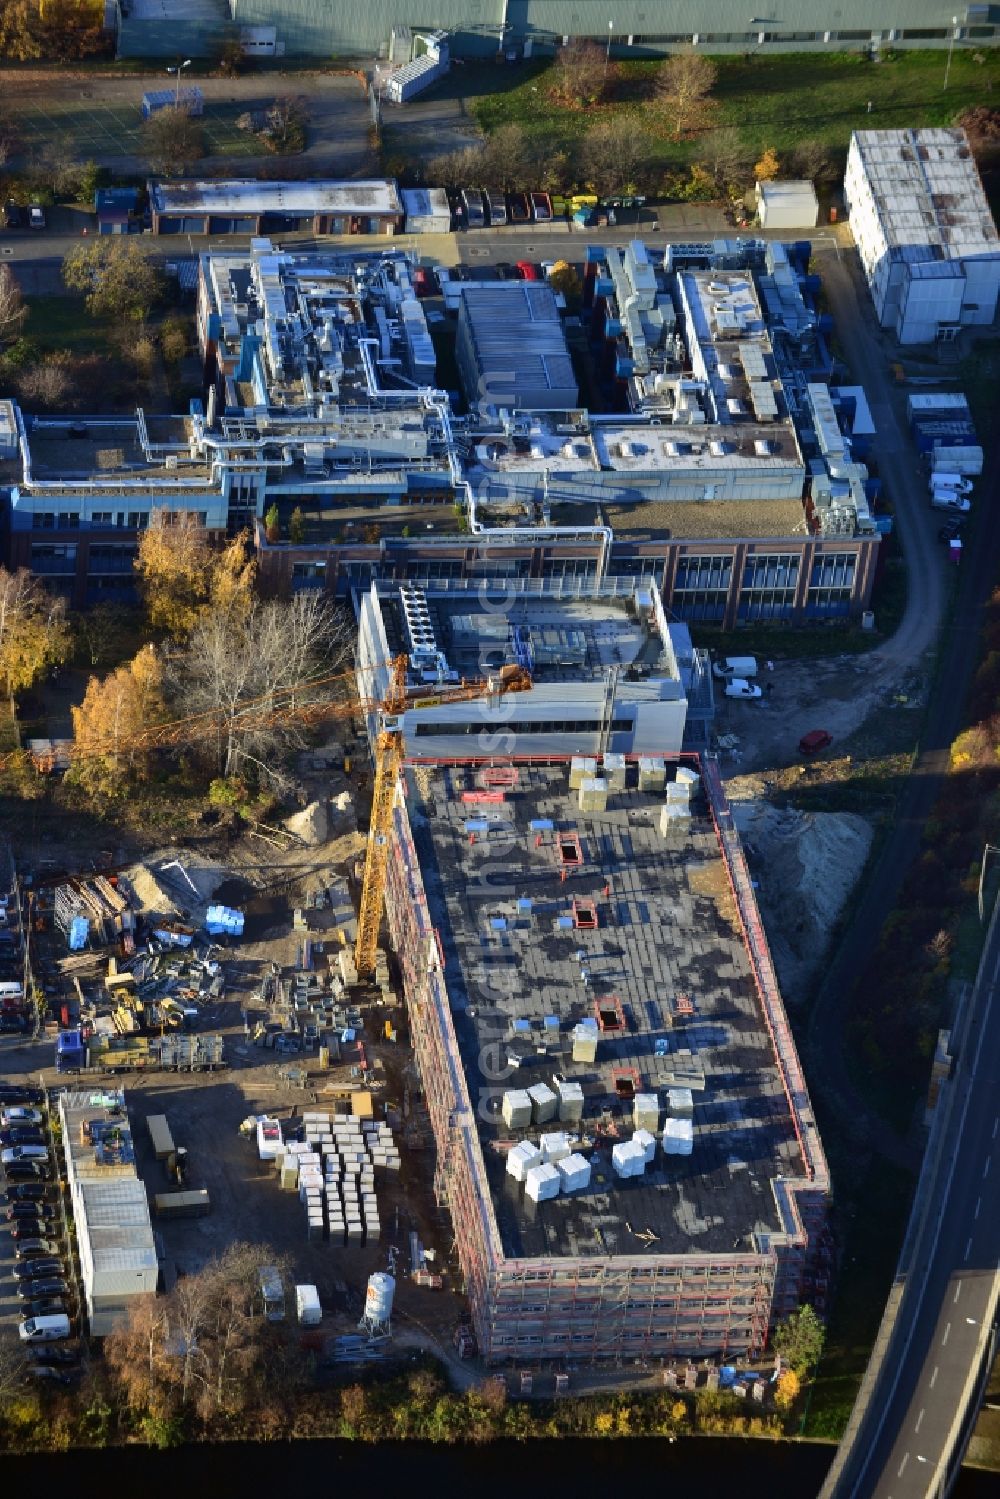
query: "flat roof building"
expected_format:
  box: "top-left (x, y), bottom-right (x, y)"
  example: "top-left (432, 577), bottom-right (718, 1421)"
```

top-left (755, 179), bottom-right (819, 230)
top-left (58, 1089), bottom-right (158, 1337)
top-left (149, 178), bottom-right (404, 236)
top-left (358, 579), bottom-right (713, 758)
top-left (845, 128), bottom-right (1000, 344)
top-left (385, 757), bottom-right (829, 1364)
top-left (456, 283), bottom-right (579, 412)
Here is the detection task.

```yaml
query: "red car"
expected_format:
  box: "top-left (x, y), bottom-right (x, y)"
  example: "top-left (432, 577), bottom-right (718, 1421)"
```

top-left (798, 729), bottom-right (833, 756)
top-left (412, 266), bottom-right (437, 299)
top-left (516, 261), bottom-right (541, 281)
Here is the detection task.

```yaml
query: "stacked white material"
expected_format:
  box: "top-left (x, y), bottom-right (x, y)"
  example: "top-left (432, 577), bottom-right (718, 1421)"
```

top-left (612, 1140), bottom-right (646, 1178)
top-left (662, 1118), bottom-right (694, 1155)
top-left (571, 1020), bottom-right (599, 1063)
top-left (667, 1087), bottom-right (694, 1117)
top-left (638, 756), bottom-right (666, 792)
top-left (539, 1131), bottom-right (571, 1164)
top-left (502, 1089), bottom-right (533, 1129)
top-left (528, 1082), bottom-right (557, 1124)
top-left (659, 802), bottom-right (690, 839)
top-left (569, 756), bottom-right (598, 789)
top-left (633, 1129), bottom-right (657, 1164)
top-left (633, 1092), bottom-right (659, 1133)
top-left (507, 1140), bottom-right (542, 1182)
top-left (675, 765), bottom-right (700, 792)
top-left (524, 1162), bottom-right (561, 1202)
top-left (556, 1078), bottom-right (585, 1124)
top-left (578, 776), bottom-right (609, 813)
top-left (296, 1284), bottom-right (322, 1326)
top-left (555, 1152), bottom-right (591, 1193)
top-left (601, 752), bottom-right (627, 791)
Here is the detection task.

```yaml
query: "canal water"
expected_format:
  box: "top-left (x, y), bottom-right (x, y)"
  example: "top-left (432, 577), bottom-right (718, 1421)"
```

top-left (2, 1439), bottom-right (997, 1496)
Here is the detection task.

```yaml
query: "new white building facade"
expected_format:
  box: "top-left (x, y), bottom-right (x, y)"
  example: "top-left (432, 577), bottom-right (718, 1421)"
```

top-left (845, 128), bottom-right (1000, 345)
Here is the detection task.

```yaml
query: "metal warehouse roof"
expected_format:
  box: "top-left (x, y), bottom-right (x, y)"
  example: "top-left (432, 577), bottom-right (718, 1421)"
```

top-left (149, 178), bottom-right (403, 217)
top-left (459, 283), bottom-right (578, 405)
top-left (851, 128), bottom-right (999, 262)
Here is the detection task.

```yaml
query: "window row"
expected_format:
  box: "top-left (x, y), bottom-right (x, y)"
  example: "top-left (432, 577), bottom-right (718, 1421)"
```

top-left (414, 718), bottom-right (634, 737)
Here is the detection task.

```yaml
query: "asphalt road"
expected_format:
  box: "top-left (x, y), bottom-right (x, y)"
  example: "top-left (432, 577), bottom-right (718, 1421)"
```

top-left (823, 897), bottom-right (1000, 1498)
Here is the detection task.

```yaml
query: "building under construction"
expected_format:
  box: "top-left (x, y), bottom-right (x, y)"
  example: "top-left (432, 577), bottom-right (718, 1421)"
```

top-left (385, 755), bottom-right (829, 1364)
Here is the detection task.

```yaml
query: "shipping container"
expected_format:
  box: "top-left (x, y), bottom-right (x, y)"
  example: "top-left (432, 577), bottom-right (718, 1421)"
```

top-left (146, 1114), bottom-right (174, 1161)
top-left (153, 1189), bottom-right (210, 1219)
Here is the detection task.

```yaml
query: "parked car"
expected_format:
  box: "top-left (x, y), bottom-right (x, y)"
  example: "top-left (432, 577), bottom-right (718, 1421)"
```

top-left (3, 202), bottom-right (24, 229)
top-left (10, 1220), bottom-right (53, 1239)
top-left (0, 1016), bottom-right (27, 1034)
top-left (2, 1146), bottom-right (48, 1165)
top-left (8, 1201), bottom-right (54, 1221)
top-left (0, 1128), bottom-right (44, 1147)
top-left (28, 1346), bottom-right (79, 1366)
top-left (1, 1108), bottom-right (43, 1127)
top-left (494, 261), bottom-right (517, 280)
top-left (0, 1086), bottom-right (43, 1104)
top-left (460, 188), bottom-right (486, 228)
top-left (723, 678), bottom-right (762, 700)
top-left (485, 190), bottom-right (507, 226)
top-left (530, 192), bottom-right (552, 221)
top-left (19, 1296), bottom-right (68, 1318)
top-left (20, 1281), bottom-right (69, 1303)
top-left (938, 522), bottom-right (963, 543)
top-left (6, 1182), bottom-right (48, 1203)
top-left (24, 1365), bottom-right (74, 1385)
top-left (28, 205), bottom-right (44, 230)
top-left (798, 728), bottom-right (833, 756)
top-left (929, 490), bottom-right (971, 514)
top-left (15, 1239), bottom-right (60, 1259)
top-left (14, 1258), bottom-right (64, 1281)
top-left (516, 261), bottom-right (541, 281)
top-left (4, 1164), bottom-right (48, 1183)
top-left (507, 191), bottom-right (531, 223)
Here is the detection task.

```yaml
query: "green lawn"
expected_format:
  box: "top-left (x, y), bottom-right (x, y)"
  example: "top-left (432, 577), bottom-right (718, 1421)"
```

top-left (23, 295), bottom-right (120, 357)
top-left (10, 94), bottom-right (262, 167)
top-left (466, 48), bottom-right (1000, 172)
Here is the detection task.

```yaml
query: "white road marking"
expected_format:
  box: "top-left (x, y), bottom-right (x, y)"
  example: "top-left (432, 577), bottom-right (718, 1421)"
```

top-left (943, 1322), bottom-right (952, 1346)
top-left (965, 1237), bottom-right (973, 1261)
top-left (993, 1116), bottom-right (999, 1140)
top-left (915, 1408), bottom-right (925, 1433)
top-left (975, 1197), bottom-right (982, 1219)
top-left (984, 1156), bottom-right (992, 1178)
top-left (930, 1365), bottom-right (939, 1389)
top-left (954, 1281), bottom-right (963, 1303)
top-left (898, 1452), bottom-right (910, 1477)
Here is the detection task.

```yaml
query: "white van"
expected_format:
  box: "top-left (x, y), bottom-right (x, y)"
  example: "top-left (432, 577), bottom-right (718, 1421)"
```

top-left (712, 655), bottom-right (758, 681)
top-left (929, 472), bottom-right (972, 495)
top-left (724, 677), bottom-right (763, 700)
top-left (930, 490), bottom-right (971, 514)
top-left (19, 1313), bottom-right (70, 1342)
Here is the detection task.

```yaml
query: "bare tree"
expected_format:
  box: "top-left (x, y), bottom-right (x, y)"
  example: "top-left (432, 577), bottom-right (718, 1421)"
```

top-left (656, 49), bottom-right (718, 138)
top-left (697, 126), bottom-right (753, 193)
top-left (170, 592), bottom-right (353, 786)
top-left (479, 124), bottom-right (537, 192)
top-left (579, 115), bottom-right (653, 197)
top-left (0, 264), bottom-right (26, 350)
top-left (142, 106), bottom-right (206, 177)
top-left (550, 38), bottom-right (608, 107)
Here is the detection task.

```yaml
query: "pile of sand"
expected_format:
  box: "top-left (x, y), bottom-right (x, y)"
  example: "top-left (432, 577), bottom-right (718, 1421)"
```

top-left (730, 800), bottom-right (873, 1006)
top-left (285, 799), bottom-right (330, 847)
top-left (121, 848), bottom-right (230, 923)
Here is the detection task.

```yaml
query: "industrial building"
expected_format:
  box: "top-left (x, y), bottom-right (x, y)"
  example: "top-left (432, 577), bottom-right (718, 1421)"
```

top-left (58, 1089), bottom-right (158, 1337)
top-left (755, 180), bottom-right (819, 231)
top-left (148, 179), bottom-right (404, 236)
top-left (844, 128), bottom-right (1000, 345)
top-left (116, 1), bottom-right (1000, 61)
top-left (455, 283), bottom-right (579, 412)
top-left (383, 756), bottom-right (829, 1363)
top-left (358, 579), bottom-right (713, 759)
top-left (1, 235), bottom-right (880, 622)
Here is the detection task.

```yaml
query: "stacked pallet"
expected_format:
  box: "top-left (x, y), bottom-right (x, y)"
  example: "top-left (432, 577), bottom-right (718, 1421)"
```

top-left (272, 1112), bottom-right (401, 1245)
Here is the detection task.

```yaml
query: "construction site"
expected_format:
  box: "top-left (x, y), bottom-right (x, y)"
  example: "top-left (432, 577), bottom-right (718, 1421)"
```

top-left (384, 752), bottom-right (831, 1366)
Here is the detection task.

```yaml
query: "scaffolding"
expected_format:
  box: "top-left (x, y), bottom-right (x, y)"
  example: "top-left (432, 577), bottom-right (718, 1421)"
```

top-left (384, 752), bottom-right (829, 1365)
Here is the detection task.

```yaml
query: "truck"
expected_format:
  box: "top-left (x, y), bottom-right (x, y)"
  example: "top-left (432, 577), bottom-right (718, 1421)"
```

top-left (259, 1265), bottom-right (285, 1322)
top-left (153, 1189), bottom-right (210, 1219)
top-left (712, 655), bottom-right (758, 681)
top-left (146, 1114), bottom-right (175, 1161)
top-left (55, 1028), bottom-right (225, 1074)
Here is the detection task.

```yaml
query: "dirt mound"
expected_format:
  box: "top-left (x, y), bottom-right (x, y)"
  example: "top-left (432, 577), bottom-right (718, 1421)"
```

top-left (285, 799), bottom-right (330, 847)
top-left (729, 799), bottom-right (873, 1007)
top-left (121, 849), bottom-right (229, 922)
